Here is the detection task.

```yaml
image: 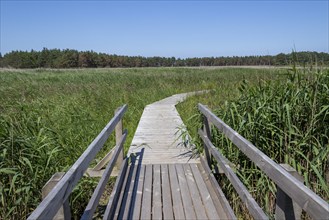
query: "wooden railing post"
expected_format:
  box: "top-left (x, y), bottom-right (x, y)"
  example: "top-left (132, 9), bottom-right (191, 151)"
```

top-left (42, 172), bottom-right (71, 220)
top-left (275, 164), bottom-right (303, 220)
top-left (203, 114), bottom-right (212, 167)
top-left (115, 107), bottom-right (124, 169)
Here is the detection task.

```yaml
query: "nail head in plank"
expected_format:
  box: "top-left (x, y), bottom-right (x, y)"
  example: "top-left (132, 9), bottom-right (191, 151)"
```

top-left (190, 163), bottom-right (220, 219)
top-left (200, 157), bottom-right (237, 220)
top-left (183, 164), bottom-right (208, 219)
top-left (168, 164), bottom-right (185, 219)
top-left (175, 164), bottom-right (197, 219)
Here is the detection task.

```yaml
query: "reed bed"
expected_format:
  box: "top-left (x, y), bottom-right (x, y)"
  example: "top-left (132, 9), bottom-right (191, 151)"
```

top-left (178, 66), bottom-right (328, 218)
top-left (0, 67), bottom-right (277, 219)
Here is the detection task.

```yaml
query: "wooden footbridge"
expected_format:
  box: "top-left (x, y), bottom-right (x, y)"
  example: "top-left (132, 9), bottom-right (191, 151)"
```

top-left (29, 93), bottom-right (329, 220)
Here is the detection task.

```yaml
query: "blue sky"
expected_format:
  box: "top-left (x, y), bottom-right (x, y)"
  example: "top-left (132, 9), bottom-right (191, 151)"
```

top-left (0, 0), bottom-right (328, 58)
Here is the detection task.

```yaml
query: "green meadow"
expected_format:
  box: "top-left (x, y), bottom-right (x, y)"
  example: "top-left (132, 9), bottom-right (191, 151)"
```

top-left (0, 67), bottom-right (327, 219)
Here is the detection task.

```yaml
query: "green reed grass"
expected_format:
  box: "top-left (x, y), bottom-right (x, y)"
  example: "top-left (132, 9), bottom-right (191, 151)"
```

top-left (178, 66), bottom-right (328, 219)
top-left (0, 67), bottom-right (278, 219)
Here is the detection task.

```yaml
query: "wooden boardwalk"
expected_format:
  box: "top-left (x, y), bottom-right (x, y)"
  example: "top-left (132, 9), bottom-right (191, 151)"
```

top-left (128, 92), bottom-right (201, 164)
top-left (104, 157), bottom-right (231, 219)
top-left (29, 96), bottom-right (329, 220)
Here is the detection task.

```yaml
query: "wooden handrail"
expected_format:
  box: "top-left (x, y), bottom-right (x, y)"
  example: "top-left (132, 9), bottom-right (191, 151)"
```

top-left (28, 104), bottom-right (128, 220)
top-left (199, 129), bottom-right (268, 220)
top-left (82, 129), bottom-right (127, 220)
top-left (198, 103), bottom-right (329, 219)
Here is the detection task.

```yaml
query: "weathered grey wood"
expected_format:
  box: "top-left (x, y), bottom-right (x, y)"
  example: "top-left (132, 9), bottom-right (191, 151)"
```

top-left (28, 105), bottom-right (127, 220)
top-left (82, 130), bottom-right (127, 220)
top-left (199, 129), bottom-right (268, 219)
top-left (103, 159), bottom-right (128, 220)
top-left (190, 163), bottom-right (220, 219)
top-left (198, 103), bottom-right (329, 219)
top-left (113, 162), bottom-right (131, 219)
top-left (275, 164), bottom-right (304, 220)
top-left (42, 172), bottom-right (71, 220)
top-left (131, 164), bottom-right (145, 219)
top-left (152, 164), bottom-right (162, 220)
top-left (85, 167), bottom-right (119, 178)
top-left (115, 108), bottom-right (124, 170)
top-left (203, 115), bottom-right (212, 167)
top-left (168, 164), bottom-right (185, 219)
top-left (176, 164), bottom-right (197, 219)
top-left (93, 147), bottom-right (115, 171)
top-left (121, 157), bottom-right (139, 220)
top-left (200, 157), bottom-right (237, 220)
top-left (140, 164), bottom-right (152, 219)
top-left (128, 92), bottom-right (201, 164)
top-left (198, 163), bottom-right (229, 220)
top-left (183, 164), bottom-right (208, 219)
top-left (160, 164), bottom-right (174, 220)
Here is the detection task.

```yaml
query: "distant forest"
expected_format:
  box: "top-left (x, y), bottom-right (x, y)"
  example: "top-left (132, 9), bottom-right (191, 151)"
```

top-left (0, 48), bottom-right (328, 68)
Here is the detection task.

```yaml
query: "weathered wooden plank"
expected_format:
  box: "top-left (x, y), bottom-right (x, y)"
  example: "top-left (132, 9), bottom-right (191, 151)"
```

top-left (203, 115), bottom-right (212, 167)
top-left (28, 105), bottom-right (127, 220)
top-left (128, 92), bottom-right (201, 164)
top-left (131, 164), bottom-right (145, 219)
top-left (175, 164), bottom-right (197, 219)
top-left (198, 103), bottom-right (329, 219)
top-left (275, 164), bottom-right (304, 220)
top-left (41, 172), bottom-right (71, 220)
top-left (168, 164), bottom-right (185, 219)
top-left (198, 163), bottom-right (228, 220)
top-left (161, 164), bottom-right (174, 220)
top-left (183, 164), bottom-right (208, 219)
top-left (93, 147), bottom-right (115, 171)
top-left (120, 157), bottom-right (139, 220)
top-left (103, 159), bottom-right (128, 220)
top-left (190, 163), bottom-right (220, 219)
top-left (82, 130), bottom-right (127, 220)
top-left (113, 161), bottom-right (134, 219)
top-left (115, 107), bottom-right (124, 170)
top-left (199, 129), bottom-right (268, 219)
top-left (140, 165), bottom-right (153, 219)
top-left (200, 157), bottom-right (237, 220)
top-left (152, 164), bottom-right (162, 220)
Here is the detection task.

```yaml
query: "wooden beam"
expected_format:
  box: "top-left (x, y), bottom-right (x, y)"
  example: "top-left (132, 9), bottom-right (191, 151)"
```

top-left (115, 107), bottom-right (124, 169)
top-left (198, 103), bottom-right (329, 219)
top-left (28, 105), bottom-right (128, 220)
top-left (140, 165), bottom-right (153, 219)
top-left (199, 157), bottom-right (237, 220)
top-left (199, 129), bottom-right (268, 220)
top-left (161, 164), bottom-right (174, 220)
top-left (131, 164), bottom-right (145, 219)
top-left (93, 147), bottom-right (115, 171)
top-left (275, 164), bottom-right (304, 220)
top-left (103, 159), bottom-right (129, 220)
top-left (41, 172), bottom-right (71, 220)
top-left (202, 114), bottom-right (212, 167)
top-left (152, 164), bottom-right (162, 220)
top-left (81, 130), bottom-right (127, 220)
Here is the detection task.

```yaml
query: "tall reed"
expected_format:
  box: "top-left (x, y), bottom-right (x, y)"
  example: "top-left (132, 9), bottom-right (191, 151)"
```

top-left (210, 67), bottom-right (328, 217)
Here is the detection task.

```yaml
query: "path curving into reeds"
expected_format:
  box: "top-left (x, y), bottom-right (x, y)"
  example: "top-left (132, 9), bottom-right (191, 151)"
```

top-left (128, 91), bottom-right (204, 164)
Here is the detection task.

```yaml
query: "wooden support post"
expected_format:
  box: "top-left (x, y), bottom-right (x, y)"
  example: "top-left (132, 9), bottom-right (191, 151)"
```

top-left (275, 164), bottom-right (304, 220)
top-left (115, 107), bottom-right (124, 170)
top-left (203, 115), bottom-right (212, 167)
top-left (42, 172), bottom-right (71, 220)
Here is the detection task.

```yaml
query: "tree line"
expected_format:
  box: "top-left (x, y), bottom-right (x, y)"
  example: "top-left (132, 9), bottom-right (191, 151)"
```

top-left (0, 48), bottom-right (328, 68)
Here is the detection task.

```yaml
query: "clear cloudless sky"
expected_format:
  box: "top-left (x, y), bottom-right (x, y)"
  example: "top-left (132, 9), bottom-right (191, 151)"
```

top-left (0, 0), bottom-right (328, 58)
